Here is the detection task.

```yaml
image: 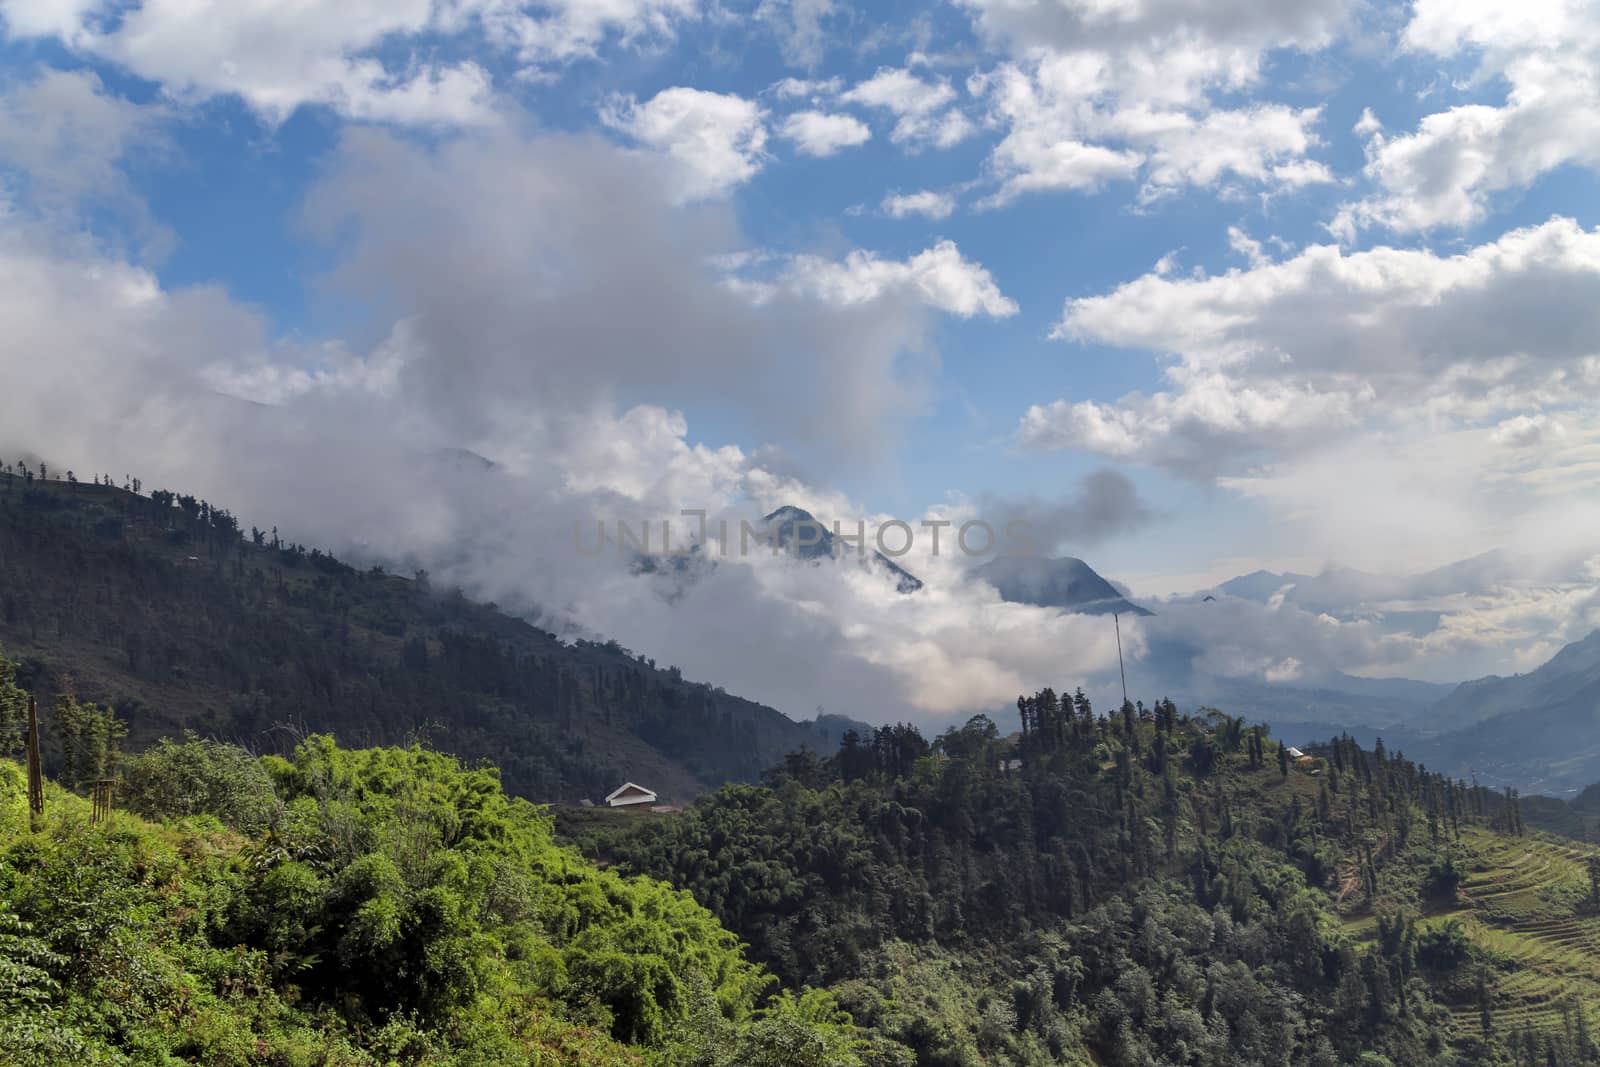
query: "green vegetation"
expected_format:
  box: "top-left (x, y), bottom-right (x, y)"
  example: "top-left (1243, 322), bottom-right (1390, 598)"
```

top-left (6, 469), bottom-right (1600, 1064)
top-left (0, 470), bottom-right (842, 802)
top-left (0, 734), bottom-right (881, 1065)
top-left (571, 700), bottom-right (1600, 1065)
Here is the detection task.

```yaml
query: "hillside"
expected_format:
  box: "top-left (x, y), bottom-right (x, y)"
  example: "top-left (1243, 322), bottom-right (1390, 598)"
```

top-left (1522, 784), bottom-right (1600, 844)
top-left (566, 701), bottom-right (1600, 1065)
top-left (1429, 631), bottom-right (1600, 736)
top-left (0, 737), bottom-right (885, 1065)
top-left (1410, 633), bottom-right (1600, 794)
top-left (0, 473), bottom-right (841, 801)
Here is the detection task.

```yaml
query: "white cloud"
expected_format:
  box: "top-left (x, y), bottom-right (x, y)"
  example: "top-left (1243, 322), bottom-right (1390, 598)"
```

top-left (1339, 0), bottom-right (1600, 233)
top-left (602, 86), bottom-right (767, 199)
top-left (1489, 412), bottom-right (1567, 448)
top-left (755, 0), bottom-right (838, 67)
top-left (841, 66), bottom-right (955, 114)
top-left (0, 68), bottom-right (169, 238)
top-left (478, 0), bottom-right (699, 64)
top-left (778, 109), bottom-right (870, 157)
top-left (769, 75), bottom-right (842, 100)
top-left (1, 0), bottom-right (501, 126)
top-left (1022, 216), bottom-right (1600, 473)
top-left (0, 0), bottom-right (703, 125)
top-left (962, 0), bottom-right (1347, 206)
top-left (981, 132), bottom-right (1142, 206)
top-left (840, 66), bottom-right (974, 148)
top-left (772, 240), bottom-right (1018, 318)
top-left (958, 0), bottom-right (1354, 64)
top-left (0, 125), bottom-right (1107, 727)
top-left (1227, 226), bottom-right (1268, 267)
top-left (1134, 104), bottom-right (1328, 198)
top-left (882, 189), bottom-right (956, 219)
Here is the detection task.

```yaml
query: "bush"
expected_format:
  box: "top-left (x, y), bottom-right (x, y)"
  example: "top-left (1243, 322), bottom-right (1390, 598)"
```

top-left (119, 735), bottom-right (283, 834)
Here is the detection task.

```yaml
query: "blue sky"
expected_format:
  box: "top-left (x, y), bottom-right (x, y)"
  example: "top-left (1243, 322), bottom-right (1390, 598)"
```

top-left (4, 0), bottom-right (1600, 720)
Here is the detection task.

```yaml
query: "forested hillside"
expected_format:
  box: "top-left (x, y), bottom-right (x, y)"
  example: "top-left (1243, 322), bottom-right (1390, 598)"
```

top-left (0, 735), bottom-right (893, 1065)
top-left (568, 696), bottom-right (1600, 1066)
top-left (0, 469), bottom-right (839, 801)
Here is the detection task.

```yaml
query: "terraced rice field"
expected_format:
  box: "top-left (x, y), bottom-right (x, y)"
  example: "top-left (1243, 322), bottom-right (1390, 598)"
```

top-left (1350, 828), bottom-right (1600, 1038)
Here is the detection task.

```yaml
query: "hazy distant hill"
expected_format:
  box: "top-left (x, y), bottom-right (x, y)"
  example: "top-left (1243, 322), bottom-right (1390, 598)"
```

top-left (0, 474), bottom-right (845, 801)
top-left (1427, 629), bottom-right (1600, 734)
top-left (977, 554), bottom-right (1153, 616)
top-left (1408, 630), bottom-right (1600, 794)
top-left (1217, 550), bottom-right (1519, 617)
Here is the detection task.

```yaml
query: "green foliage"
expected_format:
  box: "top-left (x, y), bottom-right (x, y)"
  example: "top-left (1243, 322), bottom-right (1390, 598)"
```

top-left (53, 690), bottom-right (125, 791)
top-left (582, 700), bottom-right (1598, 1067)
top-left (0, 736), bottom-right (880, 1065)
top-left (0, 476), bottom-right (840, 802)
top-left (0, 645), bottom-right (26, 757)
top-left (120, 735), bottom-right (283, 834)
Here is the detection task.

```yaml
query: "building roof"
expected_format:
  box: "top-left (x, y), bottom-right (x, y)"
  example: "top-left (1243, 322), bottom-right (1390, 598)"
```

top-left (1285, 747), bottom-right (1305, 759)
top-left (604, 782), bottom-right (657, 804)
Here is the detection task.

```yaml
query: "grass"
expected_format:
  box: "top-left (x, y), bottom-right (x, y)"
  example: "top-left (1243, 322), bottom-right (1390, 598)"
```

top-left (1344, 825), bottom-right (1600, 1039)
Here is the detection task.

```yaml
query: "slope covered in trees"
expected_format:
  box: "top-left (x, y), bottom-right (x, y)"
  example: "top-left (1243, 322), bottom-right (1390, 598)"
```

top-left (0, 469), bottom-right (842, 801)
top-left (568, 696), bottom-right (1600, 1065)
top-left (0, 734), bottom-right (897, 1065)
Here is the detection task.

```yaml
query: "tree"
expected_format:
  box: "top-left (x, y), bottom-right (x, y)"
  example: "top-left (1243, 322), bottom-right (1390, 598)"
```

top-left (54, 692), bottom-right (124, 791)
top-left (0, 648), bottom-right (26, 757)
top-left (1278, 741), bottom-right (1290, 779)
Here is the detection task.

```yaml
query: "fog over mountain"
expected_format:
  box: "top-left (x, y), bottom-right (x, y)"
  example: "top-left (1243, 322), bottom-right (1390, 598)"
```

top-left (3, 0), bottom-right (1600, 733)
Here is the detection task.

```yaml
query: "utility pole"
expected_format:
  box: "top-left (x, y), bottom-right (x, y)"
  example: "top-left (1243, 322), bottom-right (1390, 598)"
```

top-left (25, 695), bottom-right (43, 826)
top-left (1114, 612), bottom-right (1128, 708)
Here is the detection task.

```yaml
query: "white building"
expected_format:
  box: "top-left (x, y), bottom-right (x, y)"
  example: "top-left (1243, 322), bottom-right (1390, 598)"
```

top-left (605, 782), bottom-right (658, 809)
top-left (1285, 747), bottom-right (1305, 760)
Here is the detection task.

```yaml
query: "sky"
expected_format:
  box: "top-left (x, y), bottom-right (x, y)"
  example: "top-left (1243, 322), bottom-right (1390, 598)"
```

top-left (3, 0), bottom-right (1600, 727)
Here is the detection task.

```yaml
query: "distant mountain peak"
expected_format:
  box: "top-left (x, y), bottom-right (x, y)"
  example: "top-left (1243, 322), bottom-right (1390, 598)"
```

top-left (977, 555), bottom-right (1153, 617)
top-left (758, 505), bottom-right (922, 593)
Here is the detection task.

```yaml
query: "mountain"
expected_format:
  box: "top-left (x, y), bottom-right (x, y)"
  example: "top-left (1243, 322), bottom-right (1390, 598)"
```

top-left (631, 504), bottom-right (924, 594)
top-left (1216, 550), bottom-right (1522, 622)
top-left (1405, 630), bottom-right (1600, 793)
top-left (976, 554), bottom-right (1153, 615)
top-left (757, 505), bottom-right (923, 592)
top-left (1428, 629), bottom-right (1600, 733)
top-left (0, 473), bottom-right (843, 802)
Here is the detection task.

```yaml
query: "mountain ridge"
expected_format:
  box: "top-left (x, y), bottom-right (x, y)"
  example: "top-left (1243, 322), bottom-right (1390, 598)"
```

top-left (0, 473), bottom-right (847, 801)
top-left (977, 554), bottom-right (1154, 616)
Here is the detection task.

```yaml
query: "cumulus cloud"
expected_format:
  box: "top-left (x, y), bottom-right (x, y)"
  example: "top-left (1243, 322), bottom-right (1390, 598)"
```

top-left (840, 66), bottom-right (974, 148)
top-left (1338, 0), bottom-right (1600, 234)
top-left (778, 109), bottom-right (870, 157)
top-left (771, 240), bottom-right (1018, 318)
top-left (0, 0), bottom-right (505, 125)
top-left (1022, 217), bottom-right (1600, 474)
top-left (478, 0), bottom-right (698, 65)
top-left (958, 0), bottom-right (1353, 62)
top-left (882, 189), bottom-right (956, 219)
top-left (962, 0), bottom-right (1347, 205)
top-left (0, 119), bottom-right (1083, 727)
top-left (1489, 413), bottom-right (1567, 448)
top-left (0, 0), bottom-right (701, 125)
top-left (602, 87), bottom-right (768, 199)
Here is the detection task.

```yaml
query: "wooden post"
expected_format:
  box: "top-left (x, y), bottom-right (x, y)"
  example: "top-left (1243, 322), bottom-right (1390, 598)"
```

top-left (25, 695), bottom-right (43, 825)
top-left (91, 778), bottom-right (115, 826)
